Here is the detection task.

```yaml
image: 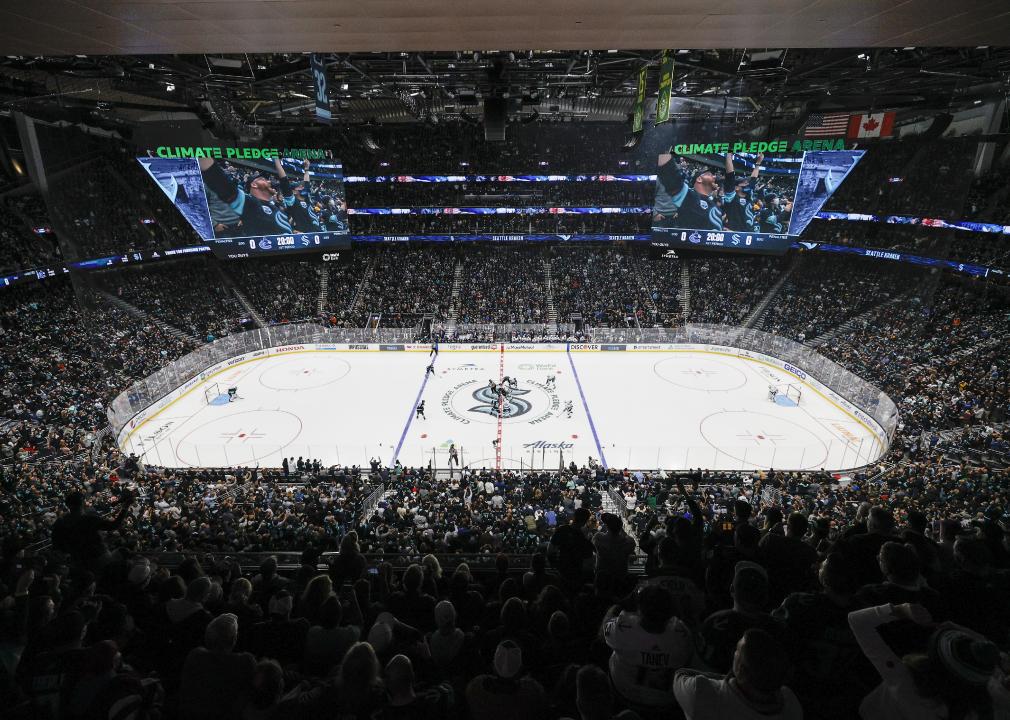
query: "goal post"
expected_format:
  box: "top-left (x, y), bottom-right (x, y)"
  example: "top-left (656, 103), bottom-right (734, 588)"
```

top-left (769, 383), bottom-right (802, 405)
top-left (203, 383), bottom-right (223, 405)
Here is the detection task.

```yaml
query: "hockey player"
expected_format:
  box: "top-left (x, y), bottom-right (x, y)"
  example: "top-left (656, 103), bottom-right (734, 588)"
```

top-left (416, 400), bottom-right (426, 419)
top-left (564, 400), bottom-right (574, 418)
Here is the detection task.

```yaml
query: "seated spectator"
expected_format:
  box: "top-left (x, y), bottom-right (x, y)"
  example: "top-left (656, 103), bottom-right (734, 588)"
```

top-left (773, 553), bottom-right (875, 719)
top-left (426, 600), bottom-right (469, 681)
top-left (466, 640), bottom-right (547, 720)
top-left (303, 594), bottom-right (361, 677)
top-left (178, 613), bottom-right (255, 720)
top-left (387, 564), bottom-right (437, 632)
top-left (855, 541), bottom-right (944, 617)
top-left (603, 585), bottom-right (694, 710)
top-left (245, 591), bottom-right (308, 668)
top-left (673, 628), bottom-right (802, 719)
top-left (380, 653), bottom-right (453, 719)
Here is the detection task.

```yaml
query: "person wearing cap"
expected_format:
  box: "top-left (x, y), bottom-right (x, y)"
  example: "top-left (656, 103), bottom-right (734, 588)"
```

top-left (603, 584), bottom-right (694, 710)
top-left (653, 152), bottom-right (725, 231)
top-left (245, 590), bottom-right (309, 667)
top-left (179, 613), bottom-right (256, 720)
top-left (198, 157), bottom-right (295, 238)
top-left (465, 639), bottom-right (546, 720)
top-left (849, 602), bottom-right (1004, 719)
top-left (699, 560), bottom-right (784, 673)
top-left (674, 628), bottom-right (802, 720)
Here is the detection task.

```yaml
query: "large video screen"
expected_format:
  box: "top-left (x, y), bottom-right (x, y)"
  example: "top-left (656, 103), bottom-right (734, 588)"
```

top-left (138, 147), bottom-right (348, 258)
top-left (650, 144), bottom-right (863, 254)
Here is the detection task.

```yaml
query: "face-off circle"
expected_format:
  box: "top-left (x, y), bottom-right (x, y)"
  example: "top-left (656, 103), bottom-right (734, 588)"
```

top-left (174, 409), bottom-right (303, 466)
top-left (698, 410), bottom-right (829, 469)
top-left (258, 356), bottom-right (352, 391)
top-left (440, 380), bottom-right (560, 426)
top-left (653, 355), bottom-right (748, 392)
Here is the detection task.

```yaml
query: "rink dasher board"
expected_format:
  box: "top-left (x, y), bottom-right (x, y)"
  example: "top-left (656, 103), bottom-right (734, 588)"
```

top-left (116, 341), bottom-right (888, 454)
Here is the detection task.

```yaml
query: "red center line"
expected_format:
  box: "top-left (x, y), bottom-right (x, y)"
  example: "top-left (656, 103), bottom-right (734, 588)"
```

top-left (496, 343), bottom-right (504, 472)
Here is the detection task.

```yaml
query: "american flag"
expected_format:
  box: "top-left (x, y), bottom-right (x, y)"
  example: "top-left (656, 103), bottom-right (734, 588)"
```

top-left (803, 112), bottom-right (850, 138)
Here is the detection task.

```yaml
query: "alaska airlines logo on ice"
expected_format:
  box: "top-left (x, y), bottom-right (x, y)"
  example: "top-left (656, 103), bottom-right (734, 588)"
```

top-left (523, 440), bottom-right (574, 449)
top-left (469, 386), bottom-right (532, 418)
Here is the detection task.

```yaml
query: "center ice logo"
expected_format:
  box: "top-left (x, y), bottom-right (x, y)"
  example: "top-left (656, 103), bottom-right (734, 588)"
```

top-left (469, 386), bottom-right (532, 418)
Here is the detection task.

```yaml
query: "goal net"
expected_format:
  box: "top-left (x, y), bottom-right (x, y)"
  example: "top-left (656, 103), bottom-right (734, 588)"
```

top-left (203, 383), bottom-right (223, 405)
top-left (770, 383), bottom-right (802, 405)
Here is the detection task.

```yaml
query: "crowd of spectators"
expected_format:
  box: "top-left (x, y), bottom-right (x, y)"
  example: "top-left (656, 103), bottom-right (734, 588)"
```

top-left (4, 446), bottom-right (1010, 718)
top-left (688, 255), bottom-right (783, 325)
top-left (346, 180), bottom-right (654, 209)
top-left (0, 238), bottom-right (1010, 717)
top-left (0, 195), bottom-right (62, 276)
top-left (352, 246), bottom-right (457, 328)
top-left (552, 246), bottom-right (679, 327)
top-left (231, 258), bottom-right (323, 326)
top-left (820, 280), bottom-right (1010, 436)
top-left (0, 280), bottom-right (193, 463)
top-left (351, 214), bottom-right (650, 237)
top-left (105, 262), bottom-right (246, 341)
top-left (761, 255), bottom-right (906, 342)
top-left (458, 246), bottom-right (549, 325)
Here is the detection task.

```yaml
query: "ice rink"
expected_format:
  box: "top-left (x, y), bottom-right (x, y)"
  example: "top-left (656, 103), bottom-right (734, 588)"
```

top-left (119, 345), bottom-right (888, 472)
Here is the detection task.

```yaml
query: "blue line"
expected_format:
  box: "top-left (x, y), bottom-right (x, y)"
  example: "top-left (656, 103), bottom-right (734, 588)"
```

top-left (392, 357), bottom-right (435, 465)
top-left (566, 350), bottom-right (607, 469)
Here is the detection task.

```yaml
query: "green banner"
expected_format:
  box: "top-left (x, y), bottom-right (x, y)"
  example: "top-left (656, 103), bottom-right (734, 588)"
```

top-left (632, 66), bottom-right (647, 133)
top-left (655, 52), bottom-right (674, 125)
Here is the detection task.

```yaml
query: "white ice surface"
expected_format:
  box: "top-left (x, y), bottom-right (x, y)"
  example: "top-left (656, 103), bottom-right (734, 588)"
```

top-left (121, 348), bottom-right (885, 471)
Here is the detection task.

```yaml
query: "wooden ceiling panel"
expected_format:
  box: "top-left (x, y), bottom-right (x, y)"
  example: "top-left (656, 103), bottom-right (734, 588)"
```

top-left (0, 0), bottom-right (1004, 55)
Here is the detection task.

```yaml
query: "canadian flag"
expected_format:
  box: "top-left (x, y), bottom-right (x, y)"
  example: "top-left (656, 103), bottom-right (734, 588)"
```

top-left (848, 112), bottom-right (895, 139)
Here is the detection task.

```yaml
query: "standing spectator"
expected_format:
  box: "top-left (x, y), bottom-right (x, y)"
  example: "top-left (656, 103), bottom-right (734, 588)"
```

top-left (699, 562), bottom-right (783, 673)
top-left (592, 513), bottom-right (637, 589)
top-left (550, 508), bottom-right (596, 589)
top-left (759, 512), bottom-right (818, 605)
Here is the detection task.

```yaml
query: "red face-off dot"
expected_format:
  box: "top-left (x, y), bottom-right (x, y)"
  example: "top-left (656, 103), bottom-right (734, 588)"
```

top-left (571, 434), bottom-right (578, 439)
top-left (420, 433), bottom-right (428, 439)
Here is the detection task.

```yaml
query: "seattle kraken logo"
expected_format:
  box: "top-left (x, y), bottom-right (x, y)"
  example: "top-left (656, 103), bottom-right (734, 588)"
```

top-left (469, 386), bottom-right (532, 418)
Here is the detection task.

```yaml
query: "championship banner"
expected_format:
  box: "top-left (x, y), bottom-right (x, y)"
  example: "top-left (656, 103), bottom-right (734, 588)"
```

top-left (632, 66), bottom-right (647, 133)
top-left (310, 54), bottom-right (331, 124)
top-left (655, 52), bottom-right (674, 125)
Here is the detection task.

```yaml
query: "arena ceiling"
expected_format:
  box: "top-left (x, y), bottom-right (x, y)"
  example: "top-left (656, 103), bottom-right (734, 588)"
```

top-left (1, 0), bottom-right (1010, 54)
